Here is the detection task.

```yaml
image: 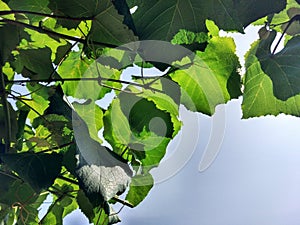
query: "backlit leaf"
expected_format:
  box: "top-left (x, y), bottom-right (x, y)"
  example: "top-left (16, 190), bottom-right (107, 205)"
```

top-left (242, 37), bottom-right (300, 118)
top-left (170, 36), bottom-right (241, 115)
top-left (126, 173), bottom-right (154, 207)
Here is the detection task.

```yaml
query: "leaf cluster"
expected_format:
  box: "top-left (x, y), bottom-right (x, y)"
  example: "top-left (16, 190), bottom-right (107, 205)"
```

top-left (0, 0), bottom-right (299, 224)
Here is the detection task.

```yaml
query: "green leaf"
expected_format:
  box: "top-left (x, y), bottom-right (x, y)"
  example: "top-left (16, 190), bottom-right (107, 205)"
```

top-left (32, 114), bottom-right (73, 147)
top-left (19, 84), bottom-right (51, 121)
top-left (103, 98), bottom-right (132, 152)
top-left (131, 0), bottom-right (286, 41)
top-left (15, 109), bottom-right (29, 151)
top-left (0, 152), bottom-right (63, 191)
top-left (170, 36), bottom-right (241, 115)
top-left (0, 102), bottom-right (18, 142)
top-left (41, 180), bottom-right (78, 224)
top-left (77, 190), bottom-right (120, 224)
top-left (104, 96), bottom-right (172, 172)
top-left (15, 47), bottom-right (60, 80)
top-left (256, 31), bottom-right (300, 100)
top-left (77, 190), bottom-right (95, 223)
top-left (242, 37), bottom-right (300, 118)
top-left (206, 19), bottom-right (220, 36)
top-left (62, 144), bottom-right (77, 175)
top-left (9, 0), bottom-right (51, 22)
top-left (49, 0), bottom-right (137, 46)
top-left (73, 112), bottom-right (132, 205)
top-left (171, 29), bottom-right (209, 45)
top-left (48, 0), bottom-right (95, 29)
top-left (24, 28), bottom-right (69, 61)
top-left (58, 50), bottom-right (92, 97)
top-left (0, 0), bottom-right (15, 20)
top-left (129, 98), bottom-right (173, 138)
top-left (137, 133), bottom-right (170, 172)
top-left (59, 51), bottom-right (122, 101)
top-left (112, 0), bottom-right (136, 32)
top-left (0, 172), bottom-right (47, 224)
top-left (45, 85), bottom-right (73, 121)
top-left (119, 90), bottom-right (180, 138)
top-left (270, 0), bottom-right (300, 34)
top-left (88, 0), bottom-right (137, 47)
top-left (73, 101), bottom-right (104, 143)
top-left (0, 24), bottom-right (21, 65)
top-left (125, 173), bottom-right (154, 207)
top-left (0, 172), bottom-right (35, 206)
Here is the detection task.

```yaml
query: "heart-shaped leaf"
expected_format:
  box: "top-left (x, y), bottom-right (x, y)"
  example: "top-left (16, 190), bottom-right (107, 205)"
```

top-left (256, 31), bottom-right (300, 100)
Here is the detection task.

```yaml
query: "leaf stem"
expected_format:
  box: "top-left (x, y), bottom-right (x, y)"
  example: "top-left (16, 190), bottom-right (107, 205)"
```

top-left (0, 10), bottom-right (94, 21)
top-left (38, 141), bottom-right (75, 153)
top-left (7, 77), bottom-right (164, 93)
top-left (0, 66), bottom-right (11, 152)
top-left (272, 14), bottom-right (300, 55)
top-left (1, 18), bottom-right (119, 49)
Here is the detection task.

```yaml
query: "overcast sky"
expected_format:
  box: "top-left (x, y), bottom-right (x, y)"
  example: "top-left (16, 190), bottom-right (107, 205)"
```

top-left (63, 26), bottom-right (300, 224)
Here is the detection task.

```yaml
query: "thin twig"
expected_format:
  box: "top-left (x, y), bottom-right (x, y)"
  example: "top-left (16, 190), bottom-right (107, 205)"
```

top-left (49, 41), bottom-right (78, 81)
top-left (38, 141), bottom-right (74, 153)
top-left (57, 175), bottom-right (78, 185)
top-left (7, 77), bottom-right (164, 93)
top-left (1, 18), bottom-right (120, 49)
top-left (9, 93), bottom-right (50, 123)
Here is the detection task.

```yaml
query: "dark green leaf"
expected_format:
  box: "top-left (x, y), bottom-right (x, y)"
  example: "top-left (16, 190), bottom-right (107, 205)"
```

top-left (242, 37), bottom-right (300, 118)
top-left (15, 109), bottom-right (29, 151)
top-left (256, 30), bottom-right (300, 100)
top-left (131, 0), bottom-right (286, 41)
top-left (0, 24), bottom-right (21, 65)
top-left (48, 0), bottom-right (96, 29)
top-left (88, 0), bottom-right (137, 47)
top-left (0, 152), bottom-right (63, 191)
top-left (62, 143), bottom-right (77, 175)
top-left (54, 42), bottom-right (73, 65)
top-left (49, 0), bottom-right (137, 46)
top-left (111, 0), bottom-right (136, 33)
top-left (77, 190), bottom-right (95, 223)
top-left (15, 47), bottom-right (60, 80)
top-left (45, 85), bottom-right (73, 121)
top-left (0, 102), bottom-right (18, 142)
top-left (9, 0), bottom-right (51, 22)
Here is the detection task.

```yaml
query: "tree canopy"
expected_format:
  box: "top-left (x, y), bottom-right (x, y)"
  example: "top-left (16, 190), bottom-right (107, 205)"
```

top-left (0, 0), bottom-right (299, 224)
